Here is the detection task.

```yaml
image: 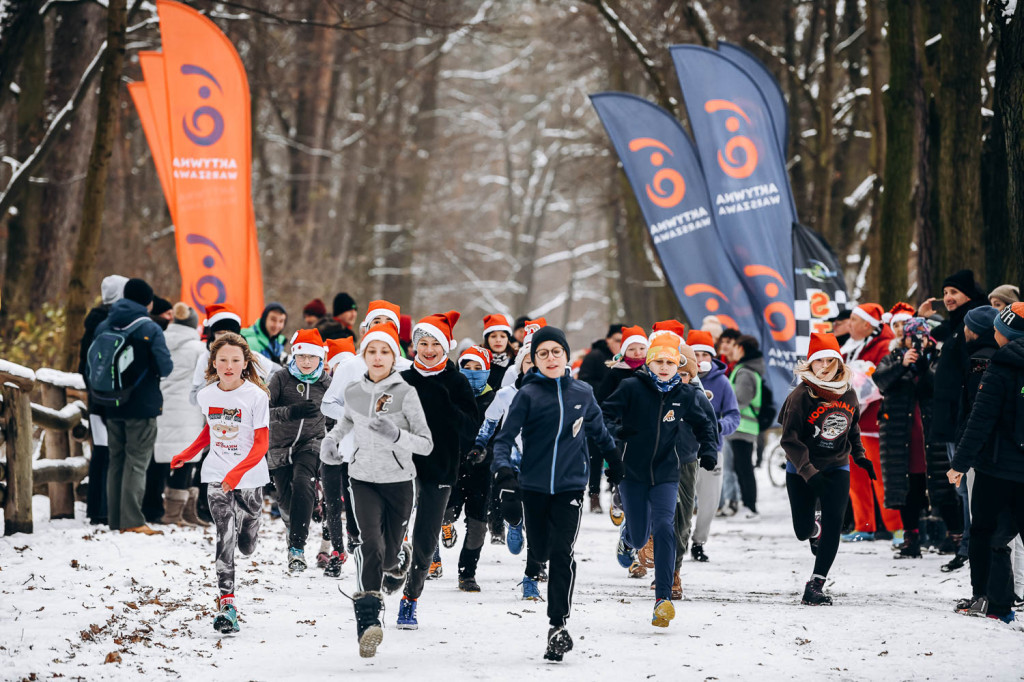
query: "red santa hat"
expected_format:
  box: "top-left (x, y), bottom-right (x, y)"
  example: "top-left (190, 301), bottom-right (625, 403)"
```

top-left (290, 328), bottom-right (326, 358)
top-left (360, 299), bottom-right (401, 331)
top-left (650, 319), bottom-right (687, 344)
top-left (204, 303), bottom-right (242, 329)
top-left (325, 337), bottom-right (356, 369)
top-left (523, 317), bottom-right (547, 344)
top-left (686, 330), bottom-right (717, 356)
top-left (413, 311), bottom-right (461, 352)
top-left (807, 332), bottom-right (843, 363)
top-left (359, 323), bottom-right (401, 357)
top-left (459, 345), bottom-right (492, 371)
top-left (620, 325), bottom-right (648, 355)
top-left (882, 302), bottom-right (916, 332)
top-left (851, 303), bottom-right (884, 328)
top-left (483, 314), bottom-right (513, 338)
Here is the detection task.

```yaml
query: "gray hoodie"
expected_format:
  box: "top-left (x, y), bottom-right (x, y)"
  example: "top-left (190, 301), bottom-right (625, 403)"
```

top-left (331, 370), bottom-right (433, 484)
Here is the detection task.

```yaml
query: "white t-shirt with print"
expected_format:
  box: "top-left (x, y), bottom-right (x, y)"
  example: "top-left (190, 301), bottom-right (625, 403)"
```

top-left (197, 380), bottom-right (271, 488)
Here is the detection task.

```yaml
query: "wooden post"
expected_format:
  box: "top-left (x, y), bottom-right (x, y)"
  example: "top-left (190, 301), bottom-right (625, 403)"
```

top-left (1, 379), bottom-right (34, 535)
top-left (40, 382), bottom-right (74, 519)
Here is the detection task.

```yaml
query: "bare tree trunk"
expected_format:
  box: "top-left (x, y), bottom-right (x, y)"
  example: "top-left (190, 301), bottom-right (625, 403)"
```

top-left (996, 1), bottom-right (1024, 284)
top-left (862, 0), bottom-right (888, 298)
top-left (812, 0), bottom-right (838, 243)
top-left (61, 0), bottom-right (128, 371)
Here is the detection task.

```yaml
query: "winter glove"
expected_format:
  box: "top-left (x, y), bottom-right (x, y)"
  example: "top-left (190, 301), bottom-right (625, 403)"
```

top-left (807, 472), bottom-right (828, 497)
top-left (320, 435), bottom-right (339, 461)
top-left (466, 447), bottom-right (487, 466)
top-left (699, 454), bottom-right (717, 472)
top-left (853, 456), bottom-right (877, 480)
top-left (494, 467), bottom-right (522, 525)
top-left (368, 413), bottom-right (401, 443)
top-left (604, 460), bottom-right (624, 486)
top-left (288, 400), bottom-right (320, 420)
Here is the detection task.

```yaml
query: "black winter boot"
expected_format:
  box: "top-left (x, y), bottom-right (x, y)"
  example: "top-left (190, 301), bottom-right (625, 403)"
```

top-left (895, 529), bottom-right (922, 559)
top-left (544, 626), bottom-right (573, 661)
top-left (352, 591), bottom-right (384, 658)
top-left (801, 577), bottom-right (833, 606)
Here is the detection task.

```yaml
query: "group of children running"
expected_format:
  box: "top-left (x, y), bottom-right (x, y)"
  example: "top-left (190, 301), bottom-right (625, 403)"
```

top-left (167, 294), bottom-right (1013, 661)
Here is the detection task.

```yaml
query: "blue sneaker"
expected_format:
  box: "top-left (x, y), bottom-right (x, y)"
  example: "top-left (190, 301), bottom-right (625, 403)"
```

top-left (520, 575), bottom-right (542, 601)
top-left (396, 596), bottom-right (418, 630)
top-left (288, 547), bottom-right (307, 572)
top-left (213, 603), bottom-right (239, 634)
top-left (841, 531), bottom-right (875, 543)
top-left (616, 526), bottom-right (635, 568)
top-left (507, 521), bottom-right (524, 555)
top-left (891, 530), bottom-right (905, 548)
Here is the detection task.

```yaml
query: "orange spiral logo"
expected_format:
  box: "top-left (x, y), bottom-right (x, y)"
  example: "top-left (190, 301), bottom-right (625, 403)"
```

top-left (704, 100), bottom-right (759, 179)
top-left (683, 283), bottom-right (739, 330)
top-left (743, 265), bottom-right (795, 342)
top-left (628, 137), bottom-right (686, 209)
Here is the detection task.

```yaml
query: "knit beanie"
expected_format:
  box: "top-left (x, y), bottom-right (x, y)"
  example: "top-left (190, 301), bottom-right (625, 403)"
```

top-left (333, 292), bottom-right (357, 317)
top-left (989, 284), bottom-right (1021, 307)
top-left (700, 315), bottom-right (724, 339)
top-left (123, 278), bottom-right (154, 306)
top-left (303, 298), bottom-right (327, 318)
top-left (151, 296), bottom-right (173, 316)
top-left (942, 269), bottom-right (985, 300)
top-left (607, 323), bottom-right (627, 339)
top-left (530, 326), bottom-right (570, 364)
top-left (172, 302), bottom-right (199, 328)
top-left (646, 331), bottom-right (682, 365)
top-left (100, 274), bottom-right (129, 305)
top-left (994, 302), bottom-right (1024, 342)
top-left (964, 305), bottom-right (999, 335)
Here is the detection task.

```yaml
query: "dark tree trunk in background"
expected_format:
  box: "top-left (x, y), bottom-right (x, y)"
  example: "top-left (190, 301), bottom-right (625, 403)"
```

top-left (61, 0), bottom-right (128, 371)
top-left (879, 0), bottom-right (927, 305)
top-left (812, 0), bottom-right (837, 245)
top-left (983, 3), bottom-right (1013, 287)
top-left (863, 0), bottom-right (888, 299)
top-left (997, 1), bottom-right (1024, 285)
top-left (935, 0), bottom-right (984, 288)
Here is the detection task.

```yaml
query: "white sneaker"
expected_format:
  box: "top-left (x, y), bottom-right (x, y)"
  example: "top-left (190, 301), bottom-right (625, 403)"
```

top-left (743, 510), bottom-right (760, 521)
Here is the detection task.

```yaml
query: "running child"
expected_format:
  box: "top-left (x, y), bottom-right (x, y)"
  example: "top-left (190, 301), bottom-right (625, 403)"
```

top-left (170, 333), bottom-right (271, 634)
top-left (318, 336), bottom-right (357, 577)
top-left (779, 333), bottom-right (875, 605)
top-left (482, 314), bottom-right (515, 389)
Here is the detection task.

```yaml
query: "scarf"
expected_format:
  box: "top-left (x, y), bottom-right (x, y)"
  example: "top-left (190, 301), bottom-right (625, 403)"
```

top-left (414, 355), bottom-right (447, 376)
top-left (288, 357), bottom-right (324, 383)
top-left (645, 365), bottom-right (682, 393)
top-left (491, 352), bottom-right (510, 367)
top-left (795, 363), bottom-right (852, 401)
top-left (461, 367), bottom-right (490, 394)
top-left (624, 355), bottom-right (646, 370)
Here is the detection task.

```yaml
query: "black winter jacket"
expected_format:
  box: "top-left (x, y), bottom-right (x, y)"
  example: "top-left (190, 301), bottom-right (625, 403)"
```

top-left (601, 372), bottom-right (718, 485)
top-left (267, 369), bottom-right (331, 469)
top-left (952, 337), bottom-right (1024, 482)
top-left (401, 361), bottom-right (479, 485)
top-left (955, 333), bottom-right (999, 441)
top-left (595, 363), bottom-right (641, 404)
top-left (874, 349), bottom-right (955, 508)
top-left (578, 339), bottom-right (614, 389)
top-left (92, 299), bottom-right (173, 420)
top-left (930, 297), bottom-right (987, 443)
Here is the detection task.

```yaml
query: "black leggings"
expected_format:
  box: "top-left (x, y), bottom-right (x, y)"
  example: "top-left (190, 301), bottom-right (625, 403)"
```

top-left (787, 469), bottom-right (850, 578)
top-left (898, 473), bottom-right (928, 532)
top-left (731, 440), bottom-right (758, 513)
top-left (321, 463), bottom-right (347, 554)
top-left (269, 450), bottom-right (320, 550)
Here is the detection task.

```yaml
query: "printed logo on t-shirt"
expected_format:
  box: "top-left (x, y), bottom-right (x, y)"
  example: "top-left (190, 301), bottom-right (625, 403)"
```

top-left (663, 410), bottom-right (676, 423)
top-left (572, 416), bottom-right (583, 438)
top-left (375, 393), bottom-right (393, 414)
top-left (209, 407), bottom-right (242, 441)
top-left (815, 412), bottom-right (850, 442)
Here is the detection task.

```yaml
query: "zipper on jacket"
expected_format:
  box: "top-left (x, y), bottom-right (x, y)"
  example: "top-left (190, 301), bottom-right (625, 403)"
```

top-left (392, 451), bottom-right (405, 470)
top-left (550, 377), bottom-right (565, 494)
top-left (651, 394), bottom-right (665, 485)
top-left (286, 385), bottom-right (311, 457)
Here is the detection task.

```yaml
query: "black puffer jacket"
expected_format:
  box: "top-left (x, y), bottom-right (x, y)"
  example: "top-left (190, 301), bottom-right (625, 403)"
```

top-left (401, 361), bottom-right (479, 485)
top-left (952, 337), bottom-right (1024, 482)
top-left (874, 348), bottom-right (955, 508)
top-left (595, 362), bottom-right (641, 404)
top-left (578, 339), bottom-right (614, 389)
top-left (930, 297), bottom-right (987, 443)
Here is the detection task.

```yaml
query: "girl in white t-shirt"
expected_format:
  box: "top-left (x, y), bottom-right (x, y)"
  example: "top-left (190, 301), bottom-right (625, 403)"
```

top-left (171, 333), bottom-right (270, 634)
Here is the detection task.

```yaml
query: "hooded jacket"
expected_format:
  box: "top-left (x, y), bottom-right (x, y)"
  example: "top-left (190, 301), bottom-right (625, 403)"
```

top-left (332, 370), bottom-right (434, 484)
top-left (699, 358), bottom-right (741, 449)
top-left (727, 351), bottom-right (766, 443)
top-left (242, 304), bottom-right (287, 365)
top-left (91, 298), bottom-right (173, 419)
top-left (601, 371), bottom-right (719, 485)
top-left (267, 368), bottom-right (331, 469)
top-left (492, 369), bottom-right (617, 494)
top-left (930, 295), bottom-right (987, 442)
top-left (952, 337), bottom-right (1024, 482)
top-left (400, 361), bottom-right (479, 485)
top-left (154, 323), bottom-right (205, 462)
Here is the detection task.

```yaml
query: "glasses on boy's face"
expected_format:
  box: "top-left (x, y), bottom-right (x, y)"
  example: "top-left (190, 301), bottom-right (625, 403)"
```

top-left (535, 347), bottom-right (565, 360)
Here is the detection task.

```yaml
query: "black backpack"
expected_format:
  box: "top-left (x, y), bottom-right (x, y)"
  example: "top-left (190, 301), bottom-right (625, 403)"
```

top-left (86, 317), bottom-right (150, 406)
top-left (757, 378), bottom-right (778, 432)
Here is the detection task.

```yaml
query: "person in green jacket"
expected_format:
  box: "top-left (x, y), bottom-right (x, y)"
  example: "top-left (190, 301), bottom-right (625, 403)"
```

top-left (242, 302), bottom-right (288, 366)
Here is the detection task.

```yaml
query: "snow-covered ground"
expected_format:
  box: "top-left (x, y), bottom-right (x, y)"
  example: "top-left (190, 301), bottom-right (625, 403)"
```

top-left (2, 469), bottom-right (1021, 681)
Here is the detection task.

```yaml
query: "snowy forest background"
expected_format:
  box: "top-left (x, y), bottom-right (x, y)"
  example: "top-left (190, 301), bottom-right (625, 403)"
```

top-left (1, 0), bottom-right (1023, 363)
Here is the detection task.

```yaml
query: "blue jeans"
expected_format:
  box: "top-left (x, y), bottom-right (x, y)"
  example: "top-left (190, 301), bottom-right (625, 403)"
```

top-left (946, 443), bottom-right (971, 556)
top-left (719, 440), bottom-right (740, 507)
top-left (619, 479), bottom-right (678, 600)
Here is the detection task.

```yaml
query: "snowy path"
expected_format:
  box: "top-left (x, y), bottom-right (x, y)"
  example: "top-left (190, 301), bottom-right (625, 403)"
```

top-left (2, 470), bottom-right (1020, 681)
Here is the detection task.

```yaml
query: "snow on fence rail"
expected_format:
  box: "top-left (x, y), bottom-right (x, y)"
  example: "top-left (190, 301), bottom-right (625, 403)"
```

top-left (1, 358), bottom-right (92, 535)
